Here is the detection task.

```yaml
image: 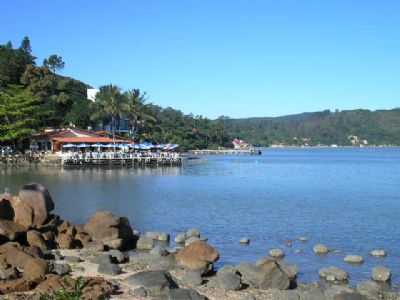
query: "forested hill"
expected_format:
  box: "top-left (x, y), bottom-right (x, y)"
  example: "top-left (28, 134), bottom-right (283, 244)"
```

top-left (224, 109), bottom-right (400, 146)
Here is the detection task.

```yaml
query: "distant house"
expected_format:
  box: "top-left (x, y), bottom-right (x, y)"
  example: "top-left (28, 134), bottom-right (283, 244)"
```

top-left (232, 138), bottom-right (251, 150)
top-left (30, 128), bottom-right (130, 153)
top-left (86, 88), bottom-right (99, 102)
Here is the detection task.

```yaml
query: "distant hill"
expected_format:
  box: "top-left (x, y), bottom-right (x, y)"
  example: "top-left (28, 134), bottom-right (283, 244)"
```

top-left (224, 109), bottom-right (400, 146)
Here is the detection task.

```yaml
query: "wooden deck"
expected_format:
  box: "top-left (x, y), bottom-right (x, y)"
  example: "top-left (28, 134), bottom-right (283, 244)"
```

top-left (62, 156), bottom-right (182, 168)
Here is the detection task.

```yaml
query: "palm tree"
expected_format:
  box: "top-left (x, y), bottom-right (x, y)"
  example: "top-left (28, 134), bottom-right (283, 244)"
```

top-left (91, 84), bottom-right (125, 142)
top-left (123, 89), bottom-right (156, 140)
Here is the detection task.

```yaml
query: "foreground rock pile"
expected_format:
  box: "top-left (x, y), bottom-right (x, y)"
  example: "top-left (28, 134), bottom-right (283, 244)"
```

top-left (0, 183), bottom-right (398, 300)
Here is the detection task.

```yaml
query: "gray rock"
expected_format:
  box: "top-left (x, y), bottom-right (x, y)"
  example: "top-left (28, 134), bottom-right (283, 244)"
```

top-left (324, 285), bottom-right (359, 300)
top-left (369, 249), bottom-right (386, 257)
top-left (174, 232), bottom-right (186, 244)
top-left (150, 245), bottom-right (169, 257)
top-left (186, 228), bottom-right (200, 238)
top-left (371, 266), bottom-right (391, 282)
top-left (166, 288), bottom-right (207, 300)
top-left (344, 255), bottom-right (364, 264)
top-left (217, 269), bottom-right (241, 291)
top-left (238, 261), bottom-right (290, 290)
top-left (92, 254), bottom-right (113, 265)
top-left (239, 237), bottom-right (250, 244)
top-left (319, 267), bottom-right (348, 283)
top-left (356, 280), bottom-right (383, 299)
top-left (181, 270), bottom-right (203, 286)
top-left (132, 287), bottom-right (147, 297)
top-left (51, 262), bottom-right (71, 275)
top-left (124, 270), bottom-right (177, 296)
top-left (64, 256), bottom-right (81, 263)
top-left (0, 266), bottom-right (18, 280)
top-left (279, 262), bottom-right (298, 280)
top-left (313, 244), bottom-right (329, 254)
top-left (136, 236), bottom-right (155, 250)
top-left (269, 248), bottom-right (285, 259)
top-left (109, 249), bottom-right (127, 263)
top-left (97, 261), bottom-right (122, 275)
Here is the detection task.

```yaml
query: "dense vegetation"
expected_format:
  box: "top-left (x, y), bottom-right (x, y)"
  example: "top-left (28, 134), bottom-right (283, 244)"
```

top-left (1, 37), bottom-right (399, 149)
top-left (0, 37), bottom-right (230, 150)
top-left (224, 109), bottom-right (400, 146)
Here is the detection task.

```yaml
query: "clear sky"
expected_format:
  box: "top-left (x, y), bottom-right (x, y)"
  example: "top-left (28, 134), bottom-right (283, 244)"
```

top-left (2, 0), bottom-right (400, 118)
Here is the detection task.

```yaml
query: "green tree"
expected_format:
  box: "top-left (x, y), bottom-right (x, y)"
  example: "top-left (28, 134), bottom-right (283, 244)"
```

top-left (0, 85), bottom-right (42, 145)
top-left (123, 89), bottom-right (156, 140)
top-left (43, 54), bottom-right (65, 73)
top-left (91, 84), bottom-right (125, 141)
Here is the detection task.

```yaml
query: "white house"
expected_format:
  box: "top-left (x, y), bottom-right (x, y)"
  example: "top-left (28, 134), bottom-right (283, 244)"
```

top-left (87, 88), bottom-right (99, 102)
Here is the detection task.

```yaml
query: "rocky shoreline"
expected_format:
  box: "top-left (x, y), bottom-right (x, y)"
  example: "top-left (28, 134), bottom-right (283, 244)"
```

top-left (0, 183), bottom-right (398, 300)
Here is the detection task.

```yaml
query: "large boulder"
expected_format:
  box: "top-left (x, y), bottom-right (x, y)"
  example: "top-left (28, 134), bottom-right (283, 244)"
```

top-left (84, 211), bottom-right (134, 245)
top-left (175, 241), bottom-right (219, 273)
top-left (238, 259), bottom-right (291, 290)
top-left (12, 183), bottom-right (55, 228)
top-left (0, 220), bottom-right (26, 242)
top-left (27, 230), bottom-right (48, 251)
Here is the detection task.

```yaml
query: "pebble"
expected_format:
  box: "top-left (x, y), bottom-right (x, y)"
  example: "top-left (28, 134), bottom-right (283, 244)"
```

top-left (370, 249), bottom-right (387, 257)
top-left (372, 266), bottom-right (391, 282)
top-left (344, 255), bottom-right (364, 264)
top-left (269, 248), bottom-right (285, 259)
top-left (239, 238), bottom-right (250, 244)
top-left (313, 244), bottom-right (329, 254)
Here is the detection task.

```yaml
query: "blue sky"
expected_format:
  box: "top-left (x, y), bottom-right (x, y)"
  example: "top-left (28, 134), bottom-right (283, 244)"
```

top-left (2, 0), bottom-right (400, 118)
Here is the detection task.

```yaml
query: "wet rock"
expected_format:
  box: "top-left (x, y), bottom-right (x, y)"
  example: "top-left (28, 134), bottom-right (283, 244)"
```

top-left (84, 211), bottom-right (133, 243)
top-left (370, 249), bottom-right (386, 257)
top-left (136, 236), bottom-right (155, 250)
top-left (124, 270), bottom-right (177, 296)
top-left (175, 241), bottom-right (219, 273)
top-left (186, 228), bottom-right (200, 238)
top-left (175, 232), bottom-right (186, 244)
top-left (269, 248), bottom-right (285, 259)
top-left (166, 288), bottom-right (207, 300)
top-left (0, 220), bottom-right (26, 241)
top-left (98, 261), bottom-right (122, 275)
top-left (15, 183), bottom-right (54, 227)
top-left (217, 268), bottom-right (241, 290)
top-left (372, 266), bottom-right (391, 282)
top-left (344, 255), bottom-right (364, 264)
top-left (240, 237), bottom-right (250, 244)
top-left (319, 267), bottom-right (348, 283)
top-left (313, 244), bottom-right (329, 254)
top-left (27, 230), bottom-right (48, 251)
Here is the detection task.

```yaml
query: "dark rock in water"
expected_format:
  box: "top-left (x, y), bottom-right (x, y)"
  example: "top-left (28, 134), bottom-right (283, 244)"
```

top-left (217, 268), bottom-right (241, 291)
top-left (98, 261), bottom-right (121, 275)
top-left (124, 270), bottom-right (177, 296)
top-left (0, 220), bottom-right (26, 242)
top-left (166, 288), bottom-right (207, 300)
top-left (15, 183), bottom-right (54, 227)
top-left (84, 211), bottom-right (133, 244)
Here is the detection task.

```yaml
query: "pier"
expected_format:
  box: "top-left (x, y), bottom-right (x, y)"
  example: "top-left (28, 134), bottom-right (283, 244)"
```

top-left (189, 149), bottom-right (262, 155)
top-left (61, 152), bottom-right (182, 168)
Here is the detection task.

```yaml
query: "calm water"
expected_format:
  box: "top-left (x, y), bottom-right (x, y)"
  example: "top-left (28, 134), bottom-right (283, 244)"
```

top-left (1, 148), bottom-right (400, 285)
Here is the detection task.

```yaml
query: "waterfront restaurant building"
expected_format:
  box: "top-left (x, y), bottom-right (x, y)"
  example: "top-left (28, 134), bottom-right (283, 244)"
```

top-left (31, 129), bottom-right (129, 152)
